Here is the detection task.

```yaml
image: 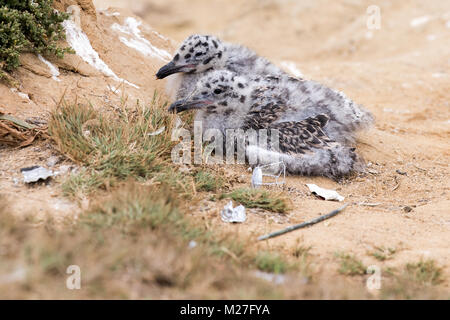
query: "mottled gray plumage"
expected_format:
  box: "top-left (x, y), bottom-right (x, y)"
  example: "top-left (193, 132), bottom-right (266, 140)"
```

top-left (157, 34), bottom-right (373, 144)
top-left (168, 70), bottom-right (359, 179)
top-left (156, 34), bottom-right (286, 100)
top-left (243, 74), bottom-right (373, 144)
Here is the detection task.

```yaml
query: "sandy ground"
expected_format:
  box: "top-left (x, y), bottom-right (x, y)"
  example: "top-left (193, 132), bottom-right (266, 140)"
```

top-left (1, 0), bottom-right (449, 293)
top-left (93, 0), bottom-right (450, 287)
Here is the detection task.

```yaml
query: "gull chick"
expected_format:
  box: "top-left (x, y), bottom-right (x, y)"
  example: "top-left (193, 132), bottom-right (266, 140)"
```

top-left (158, 34), bottom-right (373, 143)
top-left (168, 70), bottom-right (358, 178)
top-left (156, 34), bottom-right (285, 100)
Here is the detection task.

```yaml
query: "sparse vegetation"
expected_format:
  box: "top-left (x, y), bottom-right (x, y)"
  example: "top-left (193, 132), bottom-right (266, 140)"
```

top-left (220, 188), bottom-right (291, 213)
top-left (0, 183), bottom-right (304, 299)
top-left (0, 0), bottom-right (72, 77)
top-left (292, 240), bottom-right (312, 259)
top-left (81, 184), bottom-right (182, 233)
top-left (370, 246), bottom-right (396, 261)
top-left (405, 259), bottom-right (443, 286)
top-left (380, 260), bottom-right (445, 299)
top-left (255, 251), bottom-right (290, 274)
top-left (154, 170), bottom-right (196, 199)
top-left (194, 170), bottom-right (223, 192)
top-left (335, 252), bottom-right (366, 276)
top-left (49, 93), bottom-right (178, 197)
top-left (291, 241), bottom-right (313, 280)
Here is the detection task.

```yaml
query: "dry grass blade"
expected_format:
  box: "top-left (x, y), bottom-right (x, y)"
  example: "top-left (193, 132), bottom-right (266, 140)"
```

top-left (0, 115), bottom-right (47, 148)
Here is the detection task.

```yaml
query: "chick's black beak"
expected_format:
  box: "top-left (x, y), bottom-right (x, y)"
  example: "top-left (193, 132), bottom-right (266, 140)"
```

top-left (156, 61), bottom-right (185, 79)
top-left (168, 99), bottom-right (213, 113)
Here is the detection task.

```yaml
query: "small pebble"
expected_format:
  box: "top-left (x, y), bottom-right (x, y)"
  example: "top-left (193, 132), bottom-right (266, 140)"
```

top-left (46, 156), bottom-right (60, 167)
top-left (403, 206), bottom-right (413, 213)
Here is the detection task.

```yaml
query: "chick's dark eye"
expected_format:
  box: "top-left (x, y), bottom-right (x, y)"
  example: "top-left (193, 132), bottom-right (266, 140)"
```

top-left (213, 89), bottom-right (222, 94)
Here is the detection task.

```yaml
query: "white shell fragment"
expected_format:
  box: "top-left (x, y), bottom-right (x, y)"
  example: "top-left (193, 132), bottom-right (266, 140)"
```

top-left (21, 166), bottom-right (54, 183)
top-left (306, 184), bottom-right (345, 202)
top-left (221, 201), bottom-right (246, 223)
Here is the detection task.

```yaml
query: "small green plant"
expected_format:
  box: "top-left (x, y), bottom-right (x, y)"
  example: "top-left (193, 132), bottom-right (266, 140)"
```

top-left (370, 246), bottom-right (396, 261)
top-left (405, 260), bottom-right (443, 285)
top-left (292, 241), bottom-right (311, 259)
top-left (255, 252), bottom-right (289, 274)
top-left (220, 188), bottom-right (291, 213)
top-left (380, 261), bottom-right (445, 299)
top-left (194, 170), bottom-right (223, 192)
top-left (155, 170), bottom-right (195, 199)
top-left (291, 241), bottom-right (313, 279)
top-left (0, 0), bottom-right (72, 75)
top-left (61, 168), bottom-right (106, 197)
top-left (81, 184), bottom-right (182, 233)
top-left (335, 252), bottom-right (366, 276)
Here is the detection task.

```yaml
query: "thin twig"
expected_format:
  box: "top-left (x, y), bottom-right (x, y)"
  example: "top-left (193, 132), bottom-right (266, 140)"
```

top-left (413, 165), bottom-right (426, 172)
top-left (358, 202), bottom-right (382, 207)
top-left (257, 204), bottom-right (349, 241)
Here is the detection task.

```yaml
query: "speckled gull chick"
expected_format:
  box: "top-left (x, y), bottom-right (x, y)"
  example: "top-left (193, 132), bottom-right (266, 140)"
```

top-left (156, 34), bottom-right (286, 100)
top-left (156, 34), bottom-right (373, 144)
top-left (168, 70), bottom-right (358, 179)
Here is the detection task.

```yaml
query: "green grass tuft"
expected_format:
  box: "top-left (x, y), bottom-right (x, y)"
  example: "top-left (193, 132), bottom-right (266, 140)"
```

top-left (220, 188), bottom-right (291, 213)
top-left (405, 259), bottom-right (443, 285)
top-left (380, 260), bottom-right (445, 299)
top-left (370, 246), bottom-right (396, 261)
top-left (81, 184), bottom-right (182, 233)
top-left (48, 93), bottom-right (176, 197)
top-left (292, 242), bottom-right (312, 259)
top-left (255, 251), bottom-right (289, 274)
top-left (194, 170), bottom-right (223, 192)
top-left (335, 252), bottom-right (366, 276)
top-left (154, 170), bottom-right (191, 198)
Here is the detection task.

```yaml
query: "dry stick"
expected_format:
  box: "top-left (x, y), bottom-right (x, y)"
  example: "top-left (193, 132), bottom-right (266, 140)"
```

top-left (358, 202), bottom-right (381, 207)
top-left (257, 203), bottom-right (349, 241)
